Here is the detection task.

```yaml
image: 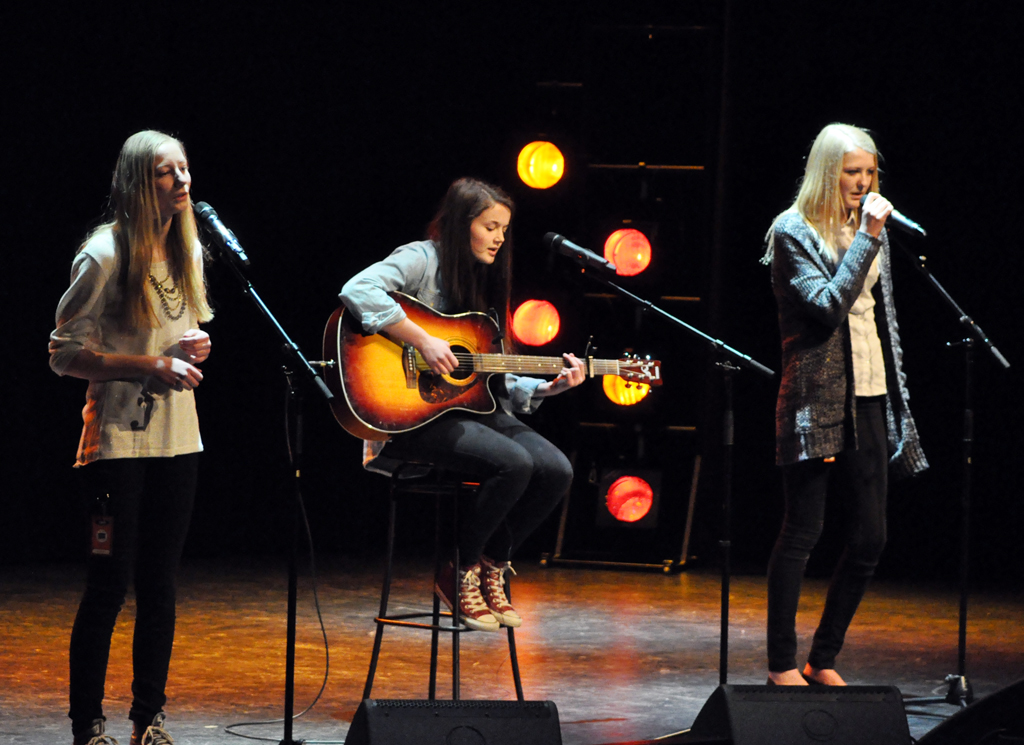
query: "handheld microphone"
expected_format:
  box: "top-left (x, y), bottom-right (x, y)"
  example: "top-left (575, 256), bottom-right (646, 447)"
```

top-left (194, 202), bottom-right (251, 266)
top-left (859, 194), bottom-right (927, 238)
top-left (543, 232), bottom-right (617, 273)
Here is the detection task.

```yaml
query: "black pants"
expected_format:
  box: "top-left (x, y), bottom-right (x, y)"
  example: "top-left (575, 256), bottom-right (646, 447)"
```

top-left (69, 453), bottom-right (198, 734)
top-left (381, 411), bottom-right (573, 564)
top-left (767, 398), bottom-right (888, 672)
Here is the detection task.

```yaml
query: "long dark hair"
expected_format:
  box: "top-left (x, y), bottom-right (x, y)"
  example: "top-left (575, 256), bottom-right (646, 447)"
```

top-left (427, 178), bottom-right (514, 329)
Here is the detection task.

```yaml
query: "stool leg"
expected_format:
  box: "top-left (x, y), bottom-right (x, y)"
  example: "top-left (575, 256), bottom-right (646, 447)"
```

top-left (362, 486), bottom-right (399, 700)
top-left (507, 627), bottom-right (524, 701)
top-left (451, 482), bottom-right (461, 701)
top-left (429, 491), bottom-right (442, 700)
top-left (507, 630), bottom-right (524, 704)
top-left (505, 577), bottom-right (525, 701)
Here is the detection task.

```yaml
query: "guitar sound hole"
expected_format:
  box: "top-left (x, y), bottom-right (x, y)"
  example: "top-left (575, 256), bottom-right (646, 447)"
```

top-left (448, 345), bottom-right (473, 381)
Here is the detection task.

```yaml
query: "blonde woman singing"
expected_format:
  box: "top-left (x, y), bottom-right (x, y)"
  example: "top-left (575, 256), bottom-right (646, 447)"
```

top-left (51, 130), bottom-right (214, 745)
top-left (762, 123), bottom-right (928, 687)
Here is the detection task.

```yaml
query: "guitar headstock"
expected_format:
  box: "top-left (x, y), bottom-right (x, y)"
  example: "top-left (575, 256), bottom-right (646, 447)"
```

top-left (617, 354), bottom-right (662, 386)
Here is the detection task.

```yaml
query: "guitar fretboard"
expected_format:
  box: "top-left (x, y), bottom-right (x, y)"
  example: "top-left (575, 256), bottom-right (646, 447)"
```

top-left (416, 352), bottom-right (625, 377)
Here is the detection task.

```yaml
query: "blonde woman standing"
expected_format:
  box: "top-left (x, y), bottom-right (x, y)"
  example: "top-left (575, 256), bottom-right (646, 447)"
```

top-left (50, 130), bottom-right (214, 745)
top-left (762, 124), bottom-right (928, 686)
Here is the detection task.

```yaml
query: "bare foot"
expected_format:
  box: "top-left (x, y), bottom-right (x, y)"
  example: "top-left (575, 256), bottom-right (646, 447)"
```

top-left (768, 669), bottom-right (809, 686)
top-left (803, 664), bottom-right (847, 686)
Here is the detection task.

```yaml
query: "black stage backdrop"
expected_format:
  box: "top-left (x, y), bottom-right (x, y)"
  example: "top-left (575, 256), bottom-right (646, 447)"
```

top-left (3, 3), bottom-right (1021, 589)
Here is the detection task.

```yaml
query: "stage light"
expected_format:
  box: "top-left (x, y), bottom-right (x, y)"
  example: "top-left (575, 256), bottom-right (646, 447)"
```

top-left (603, 228), bottom-right (652, 276)
top-left (605, 475), bottom-right (654, 523)
top-left (603, 373), bottom-right (651, 406)
top-left (512, 299), bottom-right (560, 346)
top-left (517, 141), bottom-right (565, 189)
top-left (594, 468), bottom-right (662, 530)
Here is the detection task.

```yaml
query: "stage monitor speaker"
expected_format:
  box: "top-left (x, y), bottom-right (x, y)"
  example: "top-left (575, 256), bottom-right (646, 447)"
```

top-left (685, 685), bottom-right (910, 744)
top-left (345, 698), bottom-right (562, 745)
top-left (916, 678), bottom-right (1024, 744)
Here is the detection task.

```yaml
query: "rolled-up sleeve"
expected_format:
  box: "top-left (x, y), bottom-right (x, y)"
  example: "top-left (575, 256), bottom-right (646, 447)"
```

top-left (504, 374), bottom-right (544, 415)
top-left (339, 243), bottom-right (432, 334)
top-left (49, 252), bottom-right (111, 376)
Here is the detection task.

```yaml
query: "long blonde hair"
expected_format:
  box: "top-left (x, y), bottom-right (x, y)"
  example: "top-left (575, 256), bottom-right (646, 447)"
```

top-left (81, 130), bottom-right (213, 328)
top-left (794, 123), bottom-right (881, 248)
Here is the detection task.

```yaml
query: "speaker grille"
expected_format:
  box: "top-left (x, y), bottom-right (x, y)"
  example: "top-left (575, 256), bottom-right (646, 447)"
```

top-left (346, 699), bottom-right (562, 745)
top-left (367, 699), bottom-right (556, 717)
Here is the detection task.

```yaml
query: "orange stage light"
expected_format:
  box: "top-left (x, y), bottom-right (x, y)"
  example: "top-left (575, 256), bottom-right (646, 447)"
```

top-left (602, 374), bottom-right (651, 406)
top-left (517, 141), bottom-right (565, 189)
top-left (605, 475), bottom-right (654, 523)
top-left (512, 300), bottom-right (560, 346)
top-left (603, 228), bottom-right (652, 276)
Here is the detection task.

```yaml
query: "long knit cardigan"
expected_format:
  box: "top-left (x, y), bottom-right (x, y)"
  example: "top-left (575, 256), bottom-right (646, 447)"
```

top-left (765, 211), bottom-right (928, 480)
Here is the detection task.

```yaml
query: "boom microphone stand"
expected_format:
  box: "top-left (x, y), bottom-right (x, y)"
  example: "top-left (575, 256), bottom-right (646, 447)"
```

top-left (892, 236), bottom-right (1009, 710)
top-left (198, 203), bottom-right (334, 745)
top-left (559, 250), bottom-right (775, 685)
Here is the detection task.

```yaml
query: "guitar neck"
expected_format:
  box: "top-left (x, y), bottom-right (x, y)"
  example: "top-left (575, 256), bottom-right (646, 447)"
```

top-left (422, 352), bottom-right (626, 378)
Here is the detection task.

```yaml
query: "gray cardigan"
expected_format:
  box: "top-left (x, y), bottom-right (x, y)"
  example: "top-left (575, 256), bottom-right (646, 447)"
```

top-left (766, 211), bottom-right (928, 479)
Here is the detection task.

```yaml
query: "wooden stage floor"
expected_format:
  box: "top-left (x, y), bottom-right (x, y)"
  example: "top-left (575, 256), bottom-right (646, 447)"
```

top-left (2, 557), bottom-right (1022, 744)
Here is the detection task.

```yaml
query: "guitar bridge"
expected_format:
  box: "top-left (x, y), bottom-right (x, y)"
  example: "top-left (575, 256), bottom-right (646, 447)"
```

top-left (403, 344), bottom-right (417, 388)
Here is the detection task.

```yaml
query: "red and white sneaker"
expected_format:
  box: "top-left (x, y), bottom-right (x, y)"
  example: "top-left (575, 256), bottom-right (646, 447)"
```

top-left (435, 562), bottom-right (500, 632)
top-left (480, 556), bottom-right (522, 628)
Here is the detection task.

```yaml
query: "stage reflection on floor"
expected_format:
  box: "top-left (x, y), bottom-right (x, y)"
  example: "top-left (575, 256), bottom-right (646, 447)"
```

top-left (2, 558), bottom-right (1022, 744)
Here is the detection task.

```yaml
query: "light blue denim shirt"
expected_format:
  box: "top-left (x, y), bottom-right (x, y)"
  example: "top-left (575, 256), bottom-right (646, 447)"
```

top-left (339, 240), bottom-right (544, 418)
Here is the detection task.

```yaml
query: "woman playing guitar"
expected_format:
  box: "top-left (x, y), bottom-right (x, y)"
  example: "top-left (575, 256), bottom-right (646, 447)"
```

top-left (340, 177), bottom-right (585, 632)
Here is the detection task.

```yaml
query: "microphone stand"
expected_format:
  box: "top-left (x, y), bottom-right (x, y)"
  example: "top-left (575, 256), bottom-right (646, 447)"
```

top-left (571, 261), bottom-right (774, 685)
top-left (207, 229), bottom-right (334, 745)
top-left (891, 238), bottom-right (1009, 711)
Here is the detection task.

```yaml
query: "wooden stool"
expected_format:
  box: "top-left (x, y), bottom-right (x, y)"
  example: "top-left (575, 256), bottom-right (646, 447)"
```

top-left (362, 462), bottom-right (525, 701)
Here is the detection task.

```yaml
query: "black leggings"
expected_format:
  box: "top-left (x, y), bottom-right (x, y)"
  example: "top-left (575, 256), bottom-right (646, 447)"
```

top-left (69, 453), bottom-right (198, 734)
top-left (381, 411), bottom-right (573, 565)
top-left (767, 398), bottom-right (888, 672)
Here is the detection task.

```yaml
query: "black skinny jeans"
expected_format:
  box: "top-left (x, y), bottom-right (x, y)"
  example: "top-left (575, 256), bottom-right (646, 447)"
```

top-left (69, 453), bottom-right (198, 734)
top-left (380, 410), bottom-right (573, 565)
top-left (767, 397), bottom-right (888, 673)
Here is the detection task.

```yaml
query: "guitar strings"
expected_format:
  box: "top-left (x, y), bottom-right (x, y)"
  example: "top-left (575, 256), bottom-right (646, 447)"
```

top-left (414, 351), bottom-right (626, 375)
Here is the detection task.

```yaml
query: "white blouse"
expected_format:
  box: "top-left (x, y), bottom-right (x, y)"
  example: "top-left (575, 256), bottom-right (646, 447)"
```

top-left (838, 216), bottom-right (887, 397)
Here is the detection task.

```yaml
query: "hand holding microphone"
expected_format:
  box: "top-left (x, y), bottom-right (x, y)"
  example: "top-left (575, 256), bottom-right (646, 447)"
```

top-left (859, 194), bottom-right (927, 238)
top-left (860, 193), bottom-right (893, 238)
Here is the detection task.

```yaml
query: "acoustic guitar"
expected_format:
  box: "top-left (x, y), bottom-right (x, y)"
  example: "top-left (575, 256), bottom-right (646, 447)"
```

top-left (322, 292), bottom-right (662, 440)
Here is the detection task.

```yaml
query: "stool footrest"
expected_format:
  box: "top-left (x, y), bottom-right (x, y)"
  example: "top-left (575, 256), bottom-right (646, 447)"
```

top-left (375, 612), bottom-right (472, 633)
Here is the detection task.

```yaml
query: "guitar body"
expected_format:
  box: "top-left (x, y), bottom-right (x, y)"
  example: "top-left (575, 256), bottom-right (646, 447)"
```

top-left (323, 293), bottom-right (503, 440)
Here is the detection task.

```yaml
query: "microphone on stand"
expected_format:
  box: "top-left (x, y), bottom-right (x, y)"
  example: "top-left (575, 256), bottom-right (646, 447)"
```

top-left (543, 232), bottom-right (617, 273)
top-left (860, 194), bottom-right (927, 238)
top-left (194, 201), bottom-right (251, 266)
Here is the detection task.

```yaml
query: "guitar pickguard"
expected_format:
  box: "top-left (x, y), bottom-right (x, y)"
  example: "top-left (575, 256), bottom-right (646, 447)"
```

top-left (418, 371), bottom-right (480, 404)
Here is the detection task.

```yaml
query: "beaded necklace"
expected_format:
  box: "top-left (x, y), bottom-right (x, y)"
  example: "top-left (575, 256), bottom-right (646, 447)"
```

top-left (147, 271), bottom-right (187, 321)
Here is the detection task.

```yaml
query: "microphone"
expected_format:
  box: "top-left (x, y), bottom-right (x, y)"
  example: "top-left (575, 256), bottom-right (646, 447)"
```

top-left (859, 194), bottom-right (927, 238)
top-left (543, 232), bottom-right (617, 273)
top-left (194, 202), bottom-right (251, 266)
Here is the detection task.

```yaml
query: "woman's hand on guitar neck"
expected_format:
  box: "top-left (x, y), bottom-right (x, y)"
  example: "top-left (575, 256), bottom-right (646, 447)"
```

top-left (535, 353), bottom-right (586, 398)
top-left (384, 317), bottom-right (459, 374)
